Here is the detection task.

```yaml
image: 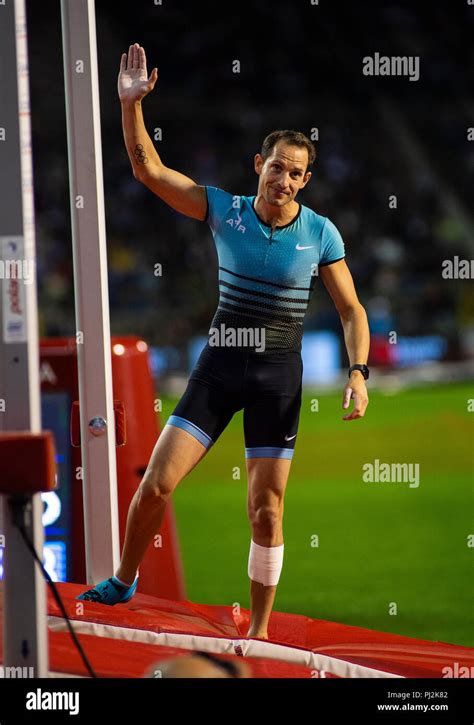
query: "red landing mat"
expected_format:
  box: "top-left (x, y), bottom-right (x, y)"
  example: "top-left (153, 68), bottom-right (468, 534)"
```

top-left (1, 583), bottom-right (473, 678)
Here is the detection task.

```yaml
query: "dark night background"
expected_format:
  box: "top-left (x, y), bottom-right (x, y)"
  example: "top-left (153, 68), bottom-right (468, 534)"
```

top-left (24, 0), bottom-right (474, 371)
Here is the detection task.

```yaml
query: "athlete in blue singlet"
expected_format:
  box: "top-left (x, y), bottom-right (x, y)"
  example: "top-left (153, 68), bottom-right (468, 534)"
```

top-left (207, 186), bottom-right (345, 350)
top-left (168, 187), bottom-right (346, 461)
top-left (77, 44), bottom-right (370, 644)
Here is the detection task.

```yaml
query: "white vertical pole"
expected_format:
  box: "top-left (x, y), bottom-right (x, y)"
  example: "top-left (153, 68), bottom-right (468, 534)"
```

top-left (60, 0), bottom-right (120, 583)
top-left (0, 0), bottom-right (48, 676)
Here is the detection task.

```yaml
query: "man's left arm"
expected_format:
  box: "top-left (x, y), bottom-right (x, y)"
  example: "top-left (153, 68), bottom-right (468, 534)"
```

top-left (319, 259), bottom-right (370, 421)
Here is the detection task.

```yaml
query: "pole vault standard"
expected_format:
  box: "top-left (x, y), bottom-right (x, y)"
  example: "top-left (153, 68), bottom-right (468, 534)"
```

top-left (0, 0), bottom-right (48, 676)
top-left (0, 0), bottom-right (127, 675)
top-left (60, 0), bottom-right (120, 583)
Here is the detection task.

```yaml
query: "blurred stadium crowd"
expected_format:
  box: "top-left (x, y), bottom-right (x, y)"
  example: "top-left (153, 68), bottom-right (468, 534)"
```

top-left (26, 1), bottom-right (473, 371)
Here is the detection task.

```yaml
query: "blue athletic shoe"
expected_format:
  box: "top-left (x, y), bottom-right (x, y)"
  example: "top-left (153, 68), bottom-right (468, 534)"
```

top-left (76, 575), bottom-right (138, 605)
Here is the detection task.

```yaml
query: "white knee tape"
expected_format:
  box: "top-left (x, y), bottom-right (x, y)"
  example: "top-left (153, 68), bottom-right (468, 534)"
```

top-left (248, 540), bottom-right (284, 586)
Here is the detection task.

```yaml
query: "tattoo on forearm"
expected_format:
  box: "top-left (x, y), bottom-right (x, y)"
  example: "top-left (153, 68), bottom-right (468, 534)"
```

top-left (132, 143), bottom-right (149, 165)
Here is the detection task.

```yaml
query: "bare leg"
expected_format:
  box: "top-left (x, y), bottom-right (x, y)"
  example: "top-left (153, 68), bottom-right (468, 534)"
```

top-left (115, 424), bottom-right (208, 584)
top-left (247, 580), bottom-right (278, 639)
top-left (246, 457), bottom-right (292, 639)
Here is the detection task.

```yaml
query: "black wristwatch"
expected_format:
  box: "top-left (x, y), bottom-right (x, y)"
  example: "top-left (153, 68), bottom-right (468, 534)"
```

top-left (348, 364), bottom-right (370, 380)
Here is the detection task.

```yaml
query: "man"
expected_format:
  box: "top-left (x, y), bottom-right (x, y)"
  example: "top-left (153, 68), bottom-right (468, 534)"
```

top-left (144, 651), bottom-right (250, 678)
top-left (78, 43), bottom-right (370, 641)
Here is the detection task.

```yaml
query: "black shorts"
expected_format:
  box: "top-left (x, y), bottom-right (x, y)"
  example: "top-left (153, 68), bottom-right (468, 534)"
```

top-left (166, 344), bottom-right (303, 459)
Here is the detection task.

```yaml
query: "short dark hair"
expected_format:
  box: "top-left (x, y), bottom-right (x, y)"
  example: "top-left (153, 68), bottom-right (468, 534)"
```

top-left (260, 130), bottom-right (316, 170)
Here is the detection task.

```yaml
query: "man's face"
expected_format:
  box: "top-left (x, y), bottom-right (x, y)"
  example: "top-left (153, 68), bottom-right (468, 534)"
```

top-left (254, 141), bottom-right (312, 206)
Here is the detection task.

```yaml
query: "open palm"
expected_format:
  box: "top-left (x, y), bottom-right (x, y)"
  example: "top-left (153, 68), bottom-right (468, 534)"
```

top-left (118, 43), bottom-right (158, 103)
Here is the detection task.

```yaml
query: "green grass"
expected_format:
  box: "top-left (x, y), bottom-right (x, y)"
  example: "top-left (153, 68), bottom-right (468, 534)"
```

top-left (159, 382), bottom-right (473, 647)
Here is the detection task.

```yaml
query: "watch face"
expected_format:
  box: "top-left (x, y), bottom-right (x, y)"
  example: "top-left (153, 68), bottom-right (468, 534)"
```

top-left (350, 365), bottom-right (369, 379)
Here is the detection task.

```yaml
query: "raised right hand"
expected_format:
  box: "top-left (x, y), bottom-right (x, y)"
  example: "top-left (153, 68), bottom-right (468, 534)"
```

top-left (118, 43), bottom-right (158, 104)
